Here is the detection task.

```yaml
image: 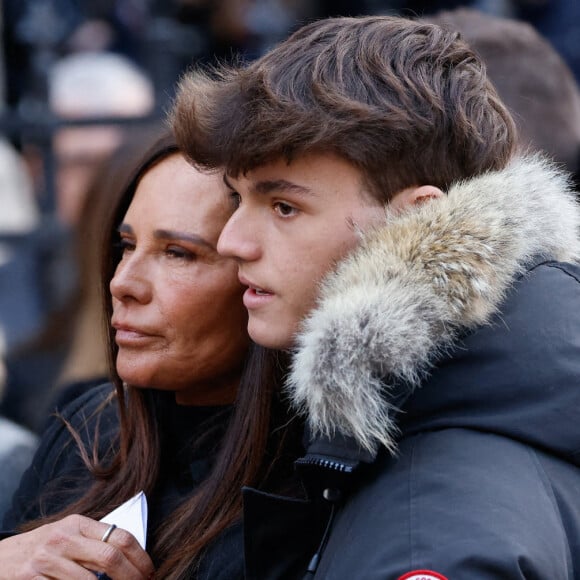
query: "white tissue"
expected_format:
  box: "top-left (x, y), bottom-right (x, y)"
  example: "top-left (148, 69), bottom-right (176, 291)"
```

top-left (100, 491), bottom-right (148, 549)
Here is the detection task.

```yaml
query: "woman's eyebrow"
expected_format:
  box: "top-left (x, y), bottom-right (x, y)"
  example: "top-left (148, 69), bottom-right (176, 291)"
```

top-left (118, 223), bottom-right (133, 234)
top-left (118, 224), bottom-right (215, 250)
top-left (154, 229), bottom-right (215, 250)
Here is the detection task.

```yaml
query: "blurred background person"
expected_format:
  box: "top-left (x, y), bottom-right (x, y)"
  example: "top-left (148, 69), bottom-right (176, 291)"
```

top-left (0, 136), bottom-right (49, 431)
top-left (0, 323), bottom-right (38, 521)
top-left (0, 52), bottom-right (157, 432)
top-left (425, 7), bottom-right (580, 189)
top-left (48, 51), bottom-right (155, 225)
top-left (0, 137), bottom-right (39, 269)
top-left (508, 0), bottom-right (580, 86)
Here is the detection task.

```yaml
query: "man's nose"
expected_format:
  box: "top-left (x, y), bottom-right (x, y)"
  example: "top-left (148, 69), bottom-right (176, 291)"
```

top-left (218, 210), bottom-right (261, 262)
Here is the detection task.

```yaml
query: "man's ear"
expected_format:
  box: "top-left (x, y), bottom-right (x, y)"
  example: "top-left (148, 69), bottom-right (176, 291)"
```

top-left (411, 185), bottom-right (444, 205)
top-left (389, 184), bottom-right (443, 213)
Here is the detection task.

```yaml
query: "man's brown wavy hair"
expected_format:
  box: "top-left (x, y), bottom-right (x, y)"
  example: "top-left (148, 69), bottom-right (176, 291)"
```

top-left (171, 15), bottom-right (517, 201)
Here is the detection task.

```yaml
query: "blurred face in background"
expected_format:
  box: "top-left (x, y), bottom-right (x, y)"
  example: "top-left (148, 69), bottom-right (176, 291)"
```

top-left (110, 154), bottom-right (249, 405)
top-left (49, 53), bottom-right (155, 225)
top-left (19, 126), bottom-right (118, 226)
top-left (54, 125), bottom-right (123, 225)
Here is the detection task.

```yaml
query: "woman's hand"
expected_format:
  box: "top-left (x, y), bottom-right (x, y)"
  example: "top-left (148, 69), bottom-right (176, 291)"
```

top-left (0, 514), bottom-right (154, 579)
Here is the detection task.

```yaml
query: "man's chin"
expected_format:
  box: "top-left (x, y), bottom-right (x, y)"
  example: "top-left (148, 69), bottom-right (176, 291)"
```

top-left (248, 319), bottom-right (294, 350)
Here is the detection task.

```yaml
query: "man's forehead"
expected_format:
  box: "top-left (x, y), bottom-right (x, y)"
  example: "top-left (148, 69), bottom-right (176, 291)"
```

top-left (224, 152), bottom-right (359, 183)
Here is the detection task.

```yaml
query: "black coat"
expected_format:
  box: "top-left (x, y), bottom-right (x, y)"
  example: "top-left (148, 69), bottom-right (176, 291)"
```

top-left (244, 261), bottom-right (580, 579)
top-left (1, 383), bottom-right (244, 579)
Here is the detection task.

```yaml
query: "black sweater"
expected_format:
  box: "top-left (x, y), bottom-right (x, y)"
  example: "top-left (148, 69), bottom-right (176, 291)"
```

top-left (2, 383), bottom-right (244, 578)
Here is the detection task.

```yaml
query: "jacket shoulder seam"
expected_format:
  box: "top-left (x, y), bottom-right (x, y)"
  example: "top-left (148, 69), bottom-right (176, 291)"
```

top-left (529, 261), bottom-right (580, 284)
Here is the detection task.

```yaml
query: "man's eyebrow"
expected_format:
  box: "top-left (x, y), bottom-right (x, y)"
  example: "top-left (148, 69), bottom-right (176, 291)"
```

top-left (118, 224), bottom-right (215, 250)
top-left (254, 179), bottom-right (316, 197)
top-left (223, 174), bottom-right (316, 197)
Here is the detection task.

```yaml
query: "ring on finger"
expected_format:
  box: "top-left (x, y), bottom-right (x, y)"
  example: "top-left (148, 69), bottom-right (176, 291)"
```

top-left (101, 524), bottom-right (117, 543)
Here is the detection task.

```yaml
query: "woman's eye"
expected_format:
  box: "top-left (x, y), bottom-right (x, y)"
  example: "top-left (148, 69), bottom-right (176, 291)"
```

top-left (166, 246), bottom-right (195, 261)
top-left (273, 201), bottom-right (298, 217)
top-left (117, 238), bottom-right (135, 254)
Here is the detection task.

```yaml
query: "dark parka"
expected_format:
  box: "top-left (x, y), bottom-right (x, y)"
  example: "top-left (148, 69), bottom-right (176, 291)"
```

top-left (243, 156), bottom-right (580, 579)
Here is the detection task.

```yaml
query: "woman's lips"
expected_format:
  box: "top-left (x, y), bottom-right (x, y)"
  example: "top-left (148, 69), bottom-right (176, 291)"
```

top-left (112, 323), bottom-right (159, 346)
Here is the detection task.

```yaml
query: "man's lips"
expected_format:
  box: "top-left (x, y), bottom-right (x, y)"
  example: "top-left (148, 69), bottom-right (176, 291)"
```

top-left (238, 275), bottom-right (275, 309)
top-left (237, 275), bottom-right (273, 295)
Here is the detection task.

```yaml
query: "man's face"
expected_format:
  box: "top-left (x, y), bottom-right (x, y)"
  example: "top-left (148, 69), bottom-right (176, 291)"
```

top-left (218, 153), bottom-right (385, 350)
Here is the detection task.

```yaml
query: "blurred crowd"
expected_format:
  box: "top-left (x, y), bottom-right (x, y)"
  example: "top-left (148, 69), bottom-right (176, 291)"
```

top-left (1, 0), bottom-right (580, 518)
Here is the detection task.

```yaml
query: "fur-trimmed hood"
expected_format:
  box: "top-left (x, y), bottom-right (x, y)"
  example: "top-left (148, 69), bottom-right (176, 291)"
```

top-left (287, 155), bottom-right (580, 455)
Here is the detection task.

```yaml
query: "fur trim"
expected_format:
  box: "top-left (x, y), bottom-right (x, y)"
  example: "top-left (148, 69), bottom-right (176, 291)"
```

top-left (287, 155), bottom-right (580, 454)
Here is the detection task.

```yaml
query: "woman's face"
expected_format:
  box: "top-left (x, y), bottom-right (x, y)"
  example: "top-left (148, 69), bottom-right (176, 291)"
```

top-left (110, 153), bottom-right (249, 405)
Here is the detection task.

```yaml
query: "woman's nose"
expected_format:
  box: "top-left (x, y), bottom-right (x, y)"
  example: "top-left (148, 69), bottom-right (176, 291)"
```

top-left (110, 254), bottom-right (152, 304)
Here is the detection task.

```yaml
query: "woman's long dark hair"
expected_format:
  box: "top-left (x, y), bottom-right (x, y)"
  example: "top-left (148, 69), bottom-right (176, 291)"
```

top-left (22, 130), bottom-right (300, 578)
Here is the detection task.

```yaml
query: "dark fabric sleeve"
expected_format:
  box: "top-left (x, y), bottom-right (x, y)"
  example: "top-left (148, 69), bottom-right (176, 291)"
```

top-left (1, 383), bottom-right (116, 531)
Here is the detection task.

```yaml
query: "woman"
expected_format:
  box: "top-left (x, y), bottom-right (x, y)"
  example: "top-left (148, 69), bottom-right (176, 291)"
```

top-left (0, 133), bottom-right (291, 579)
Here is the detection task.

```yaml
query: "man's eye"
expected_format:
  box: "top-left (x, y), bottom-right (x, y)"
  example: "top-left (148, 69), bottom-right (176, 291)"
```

top-left (273, 202), bottom-right (297, 217)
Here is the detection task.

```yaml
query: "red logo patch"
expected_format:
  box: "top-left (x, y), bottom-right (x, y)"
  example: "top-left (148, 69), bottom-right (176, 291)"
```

top-left (398, 571), bottom-right (448, 580)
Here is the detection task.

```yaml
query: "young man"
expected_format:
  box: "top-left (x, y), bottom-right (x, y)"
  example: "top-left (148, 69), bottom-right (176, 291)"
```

top-left (172, 16), bottom-right (580, 579)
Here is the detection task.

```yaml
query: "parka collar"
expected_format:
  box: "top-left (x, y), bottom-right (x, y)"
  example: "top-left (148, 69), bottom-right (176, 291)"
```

top-left (286, 155), bottom-right (580, 458)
